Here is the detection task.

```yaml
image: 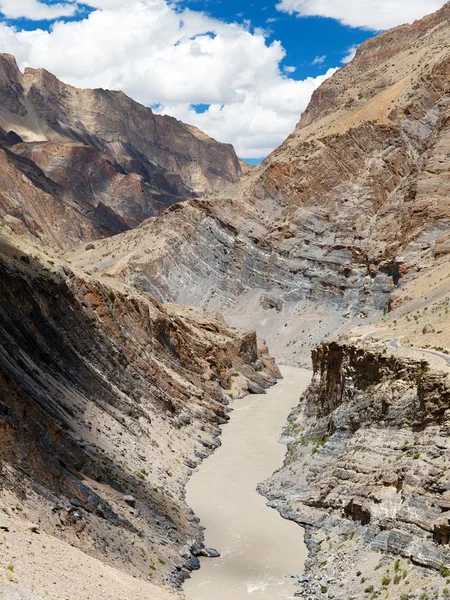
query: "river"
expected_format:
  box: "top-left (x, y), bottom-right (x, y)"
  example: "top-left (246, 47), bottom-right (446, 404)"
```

top-left (183, 366), bottom-right (312, 600)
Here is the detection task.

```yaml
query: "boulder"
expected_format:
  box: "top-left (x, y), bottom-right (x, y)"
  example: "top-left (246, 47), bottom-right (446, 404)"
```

top-left (123, 495), bottom-right (137, 508)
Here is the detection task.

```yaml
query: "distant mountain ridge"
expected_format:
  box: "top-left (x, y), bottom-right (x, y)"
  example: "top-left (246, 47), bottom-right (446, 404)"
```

top-left (0, 54), bottom-right (242, 248)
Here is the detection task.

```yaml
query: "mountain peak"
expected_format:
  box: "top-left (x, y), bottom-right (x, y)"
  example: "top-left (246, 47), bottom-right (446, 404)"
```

top-left (23, 66), bottom-right (64, 93)
top-left (71, 1), bottom-right (450, 367)
top-left (0, 55), bottom-right (242, 247)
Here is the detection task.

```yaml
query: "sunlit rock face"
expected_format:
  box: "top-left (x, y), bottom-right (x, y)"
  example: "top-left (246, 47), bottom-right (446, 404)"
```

top-left (71, 3), bottom-right (450, 363)
top-left (261, 341), bottom-right (450, 599)
top-left (0, 53), bottom-right (242, 248)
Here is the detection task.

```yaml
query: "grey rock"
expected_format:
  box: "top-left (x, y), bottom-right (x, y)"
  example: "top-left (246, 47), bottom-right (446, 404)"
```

top-left (247, 381), bottom-right (266, 395)
top-left (123, 495), bottom-right (137, 508)
top-left (199, 547), bottom-right (221, 558)
top-left (260, 294), bottom-right (284, 313)
top-left (185, 556), bottom-right (201, 571)
top-left (179, 546), bottom-right (191, 559)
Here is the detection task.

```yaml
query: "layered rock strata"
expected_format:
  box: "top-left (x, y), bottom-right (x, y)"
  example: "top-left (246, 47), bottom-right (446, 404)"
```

top-left (262, 342), bottom-right (450, 599)
top-left (0, 54), bottom-right (241, 247)
top-left (0, 231), bottom-right (279, 593)
top-left (70, 3), bottom-right (450, 363)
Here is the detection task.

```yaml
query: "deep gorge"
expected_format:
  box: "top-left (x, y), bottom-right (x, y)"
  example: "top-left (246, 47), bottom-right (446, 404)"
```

top-left (1, 3), bottom-right (450, 599)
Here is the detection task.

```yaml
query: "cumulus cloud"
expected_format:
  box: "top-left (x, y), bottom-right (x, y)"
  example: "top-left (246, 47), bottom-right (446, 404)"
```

top-left (276, 0), bottom-right (447, 31)
top-left (0, 0), bottom-right (336, 157)
top-left (0, 0), bottom-right (77, 20)
top-left (163, 68), bottom-right (336, 157)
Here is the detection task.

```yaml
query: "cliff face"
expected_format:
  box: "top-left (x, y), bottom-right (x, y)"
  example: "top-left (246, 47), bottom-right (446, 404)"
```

top-left (0, 54), bottom-right (242, 248)
top-left (71, 3), bottom-right (450, 363)
top-left (262, 341), bottom-right (450, 600)
top-left (0, 139), bottom-right (99, 247)
top-left (0, 230), bottom-right (279, 592)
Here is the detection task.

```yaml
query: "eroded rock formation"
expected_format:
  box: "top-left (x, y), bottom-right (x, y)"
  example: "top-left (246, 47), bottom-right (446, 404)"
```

top-left (0, 54), bottom-right (241, 248)
top-left (262, 341), bottom-right (450, 599)
top-left (0, 231), bottom-right (279, 591)
top-left (1, 4), bottom-right (450, 598)
top-left (71, 2), bottom-right (450, 364)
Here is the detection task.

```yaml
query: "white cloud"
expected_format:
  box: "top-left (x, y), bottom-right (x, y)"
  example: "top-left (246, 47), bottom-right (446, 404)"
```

top-left (0, 0), bottom-right (77, 20)
top-left (283, 65), bottom-right (296, 73)
top-left (276, 0), bottom-right (447, 31)
top-left (311, 54), bottom-right (326, 65)
top-left (162, 68), bottom-right (336, 157)
top-left (341, 45), bottom-right (358, 64)
top-left (0, 0), bottom-right (336, 157)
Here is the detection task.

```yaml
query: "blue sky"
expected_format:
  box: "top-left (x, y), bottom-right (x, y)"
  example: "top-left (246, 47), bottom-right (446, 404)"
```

top-left (178, 0), bottom-right (372, 80)
top-left (5, 0), bottom-right (372, 78)
top-left (0, 0), bottom-right (444, 160)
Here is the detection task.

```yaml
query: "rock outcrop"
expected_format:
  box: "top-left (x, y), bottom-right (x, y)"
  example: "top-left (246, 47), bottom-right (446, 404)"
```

top-left (262, 341), bottom-right (450, 599)
top-left (0, 230), bottom-right (279, 591)
top-left (71, 2), bottom-right (450, 364)
top-left (0, 54), bottom-right (242, 248)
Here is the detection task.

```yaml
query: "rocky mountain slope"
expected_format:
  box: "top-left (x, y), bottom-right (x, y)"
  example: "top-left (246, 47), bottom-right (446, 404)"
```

top-left (0, 54), bottom-right (241, 248)
top-left (1, 4), bottom-right (450, 599)
top-left (70, 2), bottom-right (450, 364)
top-left (262, 337), bottom-right (450, 600)
top-left (259, 236), bottom-right (450, 600)
top-left (0, 228), bottom-right (279, 599)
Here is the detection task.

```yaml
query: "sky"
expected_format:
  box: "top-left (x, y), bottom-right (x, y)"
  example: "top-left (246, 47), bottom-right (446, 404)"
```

top-left (0, 1), bottom-right (446, 161)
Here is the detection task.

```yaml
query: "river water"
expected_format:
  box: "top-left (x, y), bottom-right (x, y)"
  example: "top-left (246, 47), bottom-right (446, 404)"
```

top-left (184, 366), bottom-right (312, 600)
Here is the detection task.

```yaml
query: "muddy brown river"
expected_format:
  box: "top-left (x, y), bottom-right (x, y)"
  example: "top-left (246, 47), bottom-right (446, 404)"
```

top-left (184, 366), bottom-right (311, 600)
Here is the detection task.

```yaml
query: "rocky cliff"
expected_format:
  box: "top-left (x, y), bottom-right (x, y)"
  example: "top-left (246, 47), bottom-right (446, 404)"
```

top-left (0, 54), bottom-right (242, 248)
top-left (262, 341), bottom-right (450, 599)
top-left (0, 229), bottom-right (279, 597)
top-left (71, 2), bottom-right (450, 364)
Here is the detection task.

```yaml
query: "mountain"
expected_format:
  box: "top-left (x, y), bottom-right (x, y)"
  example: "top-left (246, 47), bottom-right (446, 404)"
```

top-left (2, 3), bottom-right (450, 599)
top-left (0, 55), bottom-right (275, 597)
top-left (0, 54), bottom-right (242, 248)
top-left (261, 336), bottom-right (450, 600)
top-left (72, 2), bottom-right (450, 364)
top-left (0, 227), bottom-right (279, 596)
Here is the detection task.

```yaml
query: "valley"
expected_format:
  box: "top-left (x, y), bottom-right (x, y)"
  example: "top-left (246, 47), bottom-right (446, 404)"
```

top-left (0, 3), bottom-right (450, 600)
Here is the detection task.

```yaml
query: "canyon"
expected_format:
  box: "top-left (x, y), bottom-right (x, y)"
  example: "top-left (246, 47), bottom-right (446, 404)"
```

top-left (0, 226), bottom-right (280, 598)
top-left (1, 3), bottom-right (450, 600)
top-left (184, 366), bottom-right (311, 600)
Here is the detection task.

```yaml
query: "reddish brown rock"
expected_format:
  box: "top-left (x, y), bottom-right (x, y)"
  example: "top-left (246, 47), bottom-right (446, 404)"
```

top-left (0, 231), bottom-right (279, 588)
top-left (0, 54), bottom-right (242, 248)
top-left (71, 3), bottom-right (450, 364)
